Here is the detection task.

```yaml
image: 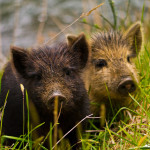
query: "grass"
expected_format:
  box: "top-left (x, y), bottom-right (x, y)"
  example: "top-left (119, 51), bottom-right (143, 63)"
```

top-left (0, 0), bottom-right (150, 150)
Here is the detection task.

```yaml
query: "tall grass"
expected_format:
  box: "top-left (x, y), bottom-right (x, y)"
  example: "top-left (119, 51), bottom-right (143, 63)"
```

top-left (0, 0), bottom-right (150, 150)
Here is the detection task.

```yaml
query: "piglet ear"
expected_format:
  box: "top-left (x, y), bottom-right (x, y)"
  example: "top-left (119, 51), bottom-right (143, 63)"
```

top-left (67, 33), bottom-right (89, 69)
top-left (124, 22), bottom-right (143, 57)
top-left (11, 46), bottom-right (31, 78)
top-left (67, 34), bottom-right (78, 47)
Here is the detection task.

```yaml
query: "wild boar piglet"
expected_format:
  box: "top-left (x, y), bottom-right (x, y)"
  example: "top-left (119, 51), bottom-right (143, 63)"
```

top-left (0, 33), bottom-right (90, 149)
top-left (85, 22), bottom-right (143, 124)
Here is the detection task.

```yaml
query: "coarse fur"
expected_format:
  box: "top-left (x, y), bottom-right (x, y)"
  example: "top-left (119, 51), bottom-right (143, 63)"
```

top-left (83, 22), bottom-right (143, 125)
top-left (0, 33), bottom-right (90, 149)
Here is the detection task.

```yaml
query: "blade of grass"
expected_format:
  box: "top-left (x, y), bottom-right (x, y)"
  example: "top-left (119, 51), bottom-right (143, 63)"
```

top-left (129, 94), bottom-right (146, 114)
top-left (109, 107), bottom-right (140, 128)
top-left (53, 96), bottom-right (58, 150)
top-left (52, 114), bottom-right (93, 150)
top-left (26, 90), bottom-right (30, 149)
top-left (49, 122), bottom-right (53, 150)
top-left (20, 84), bottom-right (25, 148)
top-left (144, 45), bottom-right (150, 59)
top-left (137, 134), bottom-right (148, 148)
top-left (124, 0), bottom-right (131, 23)
top-left (0, 91), bottom-right (9, 138)
top-left (110, 130), bottom-right (137, 146)
top-left (105, 122), bottom-right (115, 145)
top-left (119, 126), bottom-right (134, 141)
top-left (102, 128), bottom-right (107, 150)
top-left (105, 83), bottom-right (115, 117)
top-left (141, 2), bottom-right (145, 23)
top-left (108, 0), bottom-right (117, 29)
top-left (99, 14), bottom-right (114, 28)
top-left (0, 71), bottom-right (3, 94)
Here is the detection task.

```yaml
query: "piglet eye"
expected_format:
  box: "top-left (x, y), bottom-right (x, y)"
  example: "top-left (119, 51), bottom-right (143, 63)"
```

top-left (35, 74), bottom-right (42, 80)
top-left (64, 68), bottom-right (72, 76)
top-left (28, 71), bottom-right (42, 80)
top-left (94, 59), bottom-right (107, 68)
top-left (127, 56), bottom-right (130, 63)
top-left (66, 69), bottom-right (71, 76)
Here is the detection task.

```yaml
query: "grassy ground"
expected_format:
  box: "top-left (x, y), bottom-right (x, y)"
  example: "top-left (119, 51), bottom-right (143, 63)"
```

top-left (0, 0), bottom-right (150, 150)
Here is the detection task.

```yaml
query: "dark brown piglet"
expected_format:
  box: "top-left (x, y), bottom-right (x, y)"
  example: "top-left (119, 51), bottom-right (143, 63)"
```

top-left (0, 33), bottom-right (90, 149)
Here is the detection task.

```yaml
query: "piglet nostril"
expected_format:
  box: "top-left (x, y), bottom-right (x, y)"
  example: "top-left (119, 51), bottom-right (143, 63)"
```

top-left (118, 77), bottom-right (136, 95)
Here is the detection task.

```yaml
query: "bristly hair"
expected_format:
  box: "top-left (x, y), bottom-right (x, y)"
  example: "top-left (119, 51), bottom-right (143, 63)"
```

top-left (29, 42), bottom-right (81, 71)
top-left (91, 30), bottom-right (130, 52)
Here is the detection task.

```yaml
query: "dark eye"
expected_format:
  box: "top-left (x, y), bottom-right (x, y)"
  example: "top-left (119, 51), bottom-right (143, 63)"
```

top-left (64, 68), bottom-right (72, 76)
top-left (127, 56), bottom-right (130, 63)
top-left (28, 71), bottom-right (42, 80)
top-left (32, 74), bottom-right (42, 80)
top-left (35, 74), bottom-right (42, 80)
top-left (66, 70), bottom-right (71, 76)
top-left (94, 59), bottom-right (107, 68)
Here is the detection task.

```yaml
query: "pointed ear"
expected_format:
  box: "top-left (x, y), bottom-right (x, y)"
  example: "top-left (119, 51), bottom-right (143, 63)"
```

top-left (67, 34), bottom-right (78, 47)
top-left (67, 33), bottom-right (89, 69)
top-left (11, 46), bottom-right (33, 78)
top-left (124, 22), bottom-right (143, 57)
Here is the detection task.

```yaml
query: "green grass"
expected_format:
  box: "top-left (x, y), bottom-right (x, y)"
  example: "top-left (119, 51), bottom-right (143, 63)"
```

top-left (0, 1), bottom-right (150, 150)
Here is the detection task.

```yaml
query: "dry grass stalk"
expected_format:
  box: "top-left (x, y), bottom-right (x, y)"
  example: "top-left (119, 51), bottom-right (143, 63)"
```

top-left (29, 100), bottom-right (41, 142)
top-left (20, 84), bottom-right (25, 137)
top-left (81, 0), bottom-right (91, 33)
top-left (52, 114), bottom-right (93, 150)
top-left (53, 96), bottom-right (58, 150)
top-left (36, 0), bottom-right (48, 46)
top-left (85, 130), bottom-right (103, 133)
top-left (106, 121), bottom-right (115, 145)
top-left (100, 103), bottom-right (106, 128)
top-left (137, 134), bottom-right (148, 149)
top-left (44, 3), bottom-right (104, 45)
top-left (12, 0), bottom-right (20, 45)
top-left (90, 0), bottom-right (102, 26)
